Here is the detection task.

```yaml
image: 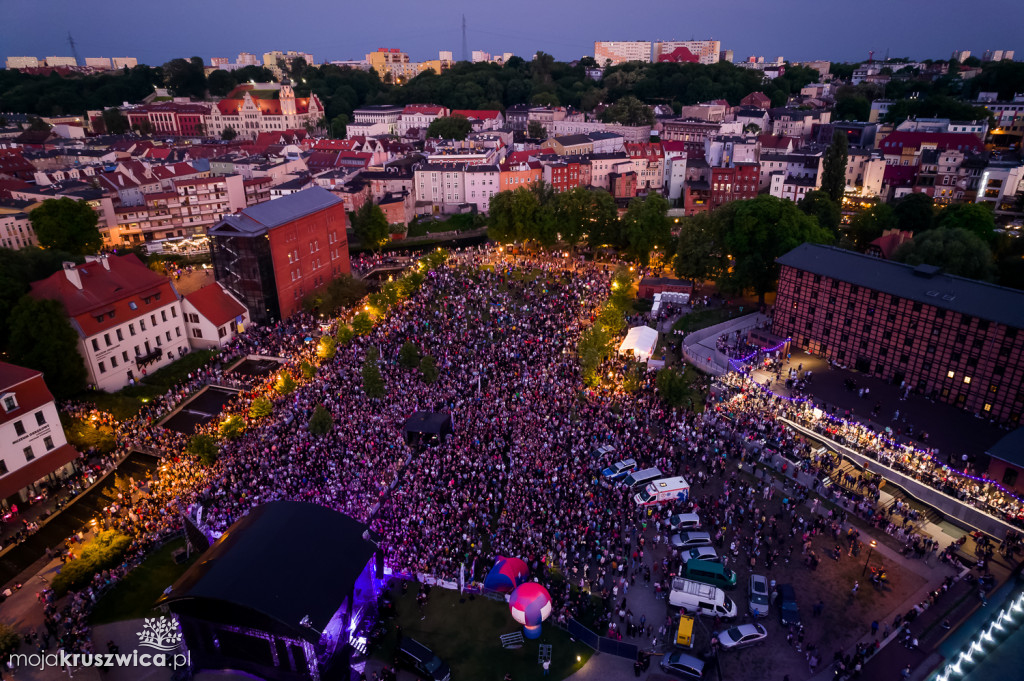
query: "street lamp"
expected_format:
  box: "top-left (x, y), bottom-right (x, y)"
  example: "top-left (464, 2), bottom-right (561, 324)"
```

top-left (861, 539), bottom-right (877, 576)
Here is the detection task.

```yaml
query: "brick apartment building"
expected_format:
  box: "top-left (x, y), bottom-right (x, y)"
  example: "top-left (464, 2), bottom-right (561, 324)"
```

top-left (208, 187), bottom-right (350, 324)
top-left (710, 162), bottom-right (759, 208)
top-left (773, 244), bottom-right (1024, 424)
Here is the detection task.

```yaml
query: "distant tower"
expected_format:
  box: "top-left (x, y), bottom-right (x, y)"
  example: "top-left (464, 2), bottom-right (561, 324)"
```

top-left (67, 31), bottom-right (81, 66)
top-left (868, 50), bottom-right (874, 64)
top-left (462, 15), bottom-right (468, 63)
top-left (279, 79), bottom-right (297, 116)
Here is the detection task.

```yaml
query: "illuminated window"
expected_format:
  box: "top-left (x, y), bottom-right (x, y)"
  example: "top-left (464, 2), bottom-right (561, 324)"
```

top-left (963, 376), bottom-right (972, 384)
top-left (947, 370), bottom-right (955, 379)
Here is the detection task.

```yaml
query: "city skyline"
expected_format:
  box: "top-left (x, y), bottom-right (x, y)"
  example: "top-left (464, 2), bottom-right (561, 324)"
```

top-left (1, 0), bottom-right (1021, 67)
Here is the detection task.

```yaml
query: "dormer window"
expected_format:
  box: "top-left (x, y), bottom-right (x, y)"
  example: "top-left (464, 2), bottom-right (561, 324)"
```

top-left (1, 393), bottom-right (17, 413)
top-left (129, 301), bottom-right (138, 310)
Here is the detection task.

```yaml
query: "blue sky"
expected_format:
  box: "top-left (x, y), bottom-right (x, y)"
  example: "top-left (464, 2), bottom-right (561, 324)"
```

top-left (1, 0), bottom-right (1021, 66)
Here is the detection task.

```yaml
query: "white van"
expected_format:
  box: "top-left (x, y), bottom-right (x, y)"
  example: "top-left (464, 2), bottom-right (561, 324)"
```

top-left (623, 467), bottom-right (662, 489)
top-left (634, 476), bottom-right (690, 506)
top-left (669, 578), bottom-right (738, 618)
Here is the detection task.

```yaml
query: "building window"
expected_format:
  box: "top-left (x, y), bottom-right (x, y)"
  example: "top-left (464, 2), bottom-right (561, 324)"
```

top-left (947, 370), bottom-right (955, 379)
top-left (23, 446), bottom-right (34, 462)
top-left (35, 411), bottom-right (45, 426)
top-left (0, 461), bottom-right (7, 475)
top-left (116, 329), bottom-right (124, 341)
top-left (13, 421), bottom-right (25, 436)
top-left (129, 323), bottom-right (135, 336)
top-left (44, 436), bottom-right (54, 451)
top-left (99, 361), bottom-right (106, 374)
top-left (963, 376), bottom-right (971, 384)
top-left (92, 339), bottom-right (100, 352)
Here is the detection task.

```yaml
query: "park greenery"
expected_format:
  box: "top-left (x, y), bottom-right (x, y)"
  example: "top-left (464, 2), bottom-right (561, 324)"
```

top-left (186, 434), bottom-right (219, 466)
top-left (7, 296), bottom-right (87, 397)
top-left (274, 371), bottom-right (298, 395)
top-left (249, 396), bottom-right (274, 420)
top-left (51, 530), bottom-right (131, 596)
top-left (351, 200), bottom-right (391, 250)
top-left (308, 404), bottom-right (334, 435)
top-left (218, 414), bottom-right (246, 440)
top-left (29, 197), bottom-right (103, 255)
top-left (577, 268), bottom-right (634, 387)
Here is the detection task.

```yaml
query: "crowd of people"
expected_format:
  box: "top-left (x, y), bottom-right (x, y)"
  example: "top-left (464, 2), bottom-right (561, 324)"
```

top-left (18, 243), bottom-right (1021, 671)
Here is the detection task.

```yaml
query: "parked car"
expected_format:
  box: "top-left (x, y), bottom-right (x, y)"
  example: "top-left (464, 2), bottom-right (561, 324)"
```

top-left (660, 650), bottom-right (706, 679)
top-left (601, 458), bottom-right (638, 480)
top-left (670, 531), bottom-right (713, 550)
top-left (398, 637), bottom-right (452, 681)
top-left (680, 547), bottom-right (720, 565)
top-left (748, 574), bottom-right (770, 617)
top-left (668, 512), bottom-right (702, 531)
top-left (778, 583), bottom-right (801, 626)
top-left (715, 623), bottom-right (768, 650)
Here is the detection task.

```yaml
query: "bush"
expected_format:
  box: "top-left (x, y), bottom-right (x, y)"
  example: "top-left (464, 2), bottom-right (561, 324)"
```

top-left (274, 372), bottom-right (297, 395)
top-left (317, 335), bottom-right (337, 361)
top-left (64, 418), bottom-right (117, 454)
top-left (249, 396), bottom-right (273, 420)
top-left (351, 311), bottom-right (374, 336)
top-left (218, 414), bottom-right (245, 440)
top-left (302, 274), bottom-right (368, 315)
top-left (0, 622), bottom-right (19, 659)
top-left (300, 360), bottom-right (316, 380)
top-left (361, 358), bottom-right (385, 398)
top-left (399, 341), bottom-right (421, 368)
top-left (308, 404), bottom-right (334, 435)
top-left (52, 530), bottom-right (131, 596)
top-left (187, 434), bottom-right (219, 466)
top-left (335, 324), bottom-right (355, 346)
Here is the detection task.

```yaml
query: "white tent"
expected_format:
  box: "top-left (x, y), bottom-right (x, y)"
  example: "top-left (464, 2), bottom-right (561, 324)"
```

top-left (618, 325), bottom-right (659, 363)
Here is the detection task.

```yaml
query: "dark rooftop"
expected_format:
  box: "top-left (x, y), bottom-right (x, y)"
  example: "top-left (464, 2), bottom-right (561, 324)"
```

top-left (986, 428), bottom-right (1024, 468)
top-left (777, 243), bottom-right (1024, 330)
top-left (210, 185), bottom-right (341, 236)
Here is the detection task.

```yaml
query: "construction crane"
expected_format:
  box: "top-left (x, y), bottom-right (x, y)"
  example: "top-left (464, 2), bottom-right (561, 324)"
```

top-left (67, 31), bottom-right (81, 66)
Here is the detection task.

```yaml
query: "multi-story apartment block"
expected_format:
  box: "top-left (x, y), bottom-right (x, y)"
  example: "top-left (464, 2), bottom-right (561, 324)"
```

top-left (976, 161), bottom-right (1024, 214)
top-left (144, 175), bottom-right (247, 241)
top-left (367, 48), bottom-right (423, 82)
top-left (397, 105), bottom-right (448, 136)
top-left (414, 163), bottom-right (467, 214)
top-left (541, 158), bottom-right (585, 194)
top-left (464, 164), bottom-right (501, 213)
top-left (594, 41), bottom-right (652, 66)
top-left (625, 142), bottom-right (664, 192)
top-left (0, 362), bottom-right (80, 504)
top-left (29, 255), bottom-right (188, 391)
top-left (773, 243), bottom-right (1024, 425)
top-left (499, 160), bottom-right (543, 191)
top-left (709, 162), bottom-right (759, 208)
top-left (653, 40), bottom-right (721, 65)
top-left (209, 187), bottom-right (350, 324)
top-left (0, 205), bottom-right (36, 250)
top-left (588, 152), bottom-right (632, 191)
top-left (5, 56), bottom-right (40, 69)
top-left (116, 103), bottom-right (210, 137)
top-left (205, 83), bottom-right (323, 141)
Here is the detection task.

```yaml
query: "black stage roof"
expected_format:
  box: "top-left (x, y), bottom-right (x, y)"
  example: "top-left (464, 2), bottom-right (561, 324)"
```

top-left (403, 411), bottom-right (453, 436)
top-left (159, 501), bottom-right (375, 639)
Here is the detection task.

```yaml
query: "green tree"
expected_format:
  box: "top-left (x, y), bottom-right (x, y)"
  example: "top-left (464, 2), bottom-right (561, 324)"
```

top-left (527, 120), bottom-right (547, 139)
top-left (335, 324), bottom-right (355, 346)
top-left (936, 202), bottom-right (996, 243)
top-left (299, 360), bottom-right (316, 379)
top-left (317, 335), bottom-right (337, 361)
top-left (893, 192), bottom-right (935, 233)
top-left (249, 396), bottom-right (273, 420)
top-left (820, 130), bottom-right (849, 202)
top-left (0, 247), bottom-right (78, 350)
top-left (621, 360), bottom-right (644, 393)
top-left (721, 195), bottom-right (834, 301)
top-left (601, 95), bottom-right (654, 126)
top-left (351, 311), bottom-right (374, 335)
top-left (620, 194), bottom-right (672, 266)
top-left (304, 274), bottom-right (368, 315)
top-left (655, 367), bottom-right (690, 408)
top-left (798, 190), bottom-right (841, 235)
top-left (892, 227), bottom-right (996, 281)
top-left (101, 108), bottom-right (129, 135)
top-left (187, 434), bottom-right (219, 466)
top-left (585, 190), bottom-right (622, 249)
top-left (673, 210), bottom-right (729, 282)
top-left (163, 57), bottom-right (207, 99)
top-left (488, 187), bottom-right (543, 244)
top-left (8, 297), bottom-right (86, 397)
top-left (361, 357), bottom-right (385, 398)
top-left (30, 197), bottom-right (102, 255)
top-left (274, 372), bottom-right (297, 395)
top-left (218, 414), bottom-right (245, 440)
top-left (51, 530), bottom-right (130, 596)
top-left (221, 126), bottom-right (238, 141)
top-left (308, 404), bottom-right (334, 435)
top-left (847, 203), bottom-right (898, 251)
top-left (426, 115), bottom-right (472, 140)
top-left (399, 341), bottom-right (421, 368)
top-left (351, 201), bottom-right (390, 250)
top-left (419, 355), bottom-right (439, 384)
top-left (330, 113), bottom-right (349, 139)
top-left (0, 622), bottom-right (20, 660)
top-left (206, 69), bottom-right (236, 97)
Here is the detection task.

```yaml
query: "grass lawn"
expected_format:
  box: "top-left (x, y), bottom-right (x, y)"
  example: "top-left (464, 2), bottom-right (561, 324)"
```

top-left (90, 538), bottom-right (198, 625)
top-left (672, 307), bottom-right (748, 334)
top-left (376, 584), bottom-right (592, 681)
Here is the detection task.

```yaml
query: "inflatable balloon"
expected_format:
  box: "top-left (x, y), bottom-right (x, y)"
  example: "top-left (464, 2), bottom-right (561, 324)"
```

top-left (509, 582), bottom-right (553, 639)
top-left (483, 556), bottom-right (529, 593)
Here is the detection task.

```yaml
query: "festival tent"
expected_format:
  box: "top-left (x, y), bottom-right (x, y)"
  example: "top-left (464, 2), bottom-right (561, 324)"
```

top-left (618, 325), bottom-right (659, 363)
top-left (402, 411), bottom-right (454, 445)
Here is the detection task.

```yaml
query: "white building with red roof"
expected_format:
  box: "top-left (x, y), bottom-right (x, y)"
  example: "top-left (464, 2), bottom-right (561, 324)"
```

top-left (182, 283), bottom-right (250, 349)
top-left (397, 104), bottom-right (449, 137)
top-left (450, 109), bottom-right (505, 131)
top-left (205, 82), bottom-right (324, 141)
top-left (29, 254), bottom-right (188, 391)
top-left (0, 362), bottom-right (80, 503)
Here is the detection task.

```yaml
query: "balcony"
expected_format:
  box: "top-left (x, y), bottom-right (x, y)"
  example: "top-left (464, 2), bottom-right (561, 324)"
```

top-left (135, 347), bottom-right (163, 367)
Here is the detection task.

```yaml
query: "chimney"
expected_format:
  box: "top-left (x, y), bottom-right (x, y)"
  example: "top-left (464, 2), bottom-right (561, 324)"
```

top-left (62, 262), bottom-right (82, 289)
top-left (85, 254), bottom-right (110, 270)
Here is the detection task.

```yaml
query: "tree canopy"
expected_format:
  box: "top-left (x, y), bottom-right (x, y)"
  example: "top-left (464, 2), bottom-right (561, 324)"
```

top-left (30, 197), bottom-right (102, 255)
top-left (893, 193), bottom-right (935, 233)
top-left (426, 114), bottom-right (472, 140)
top-left (720, 196), bottom-right (834, 301)
top-left (8, 296), bottom-right (87, 397)
top-left (351, 200), bottom-right (390, 250)
top-left (798, 190), bottom-right (841, 236)
top-left (892, 227), bottom-right (996, 281)
top-left (673, 209), bottom-right (730, 283)
top-left (846, 203), bottom-right (898, 251)
top-left (935, 202), bottom-right (996, 243)
top-left (620, 194), bottom-right (672, 266)
top-left (820, 130), bottom-right (849, 202)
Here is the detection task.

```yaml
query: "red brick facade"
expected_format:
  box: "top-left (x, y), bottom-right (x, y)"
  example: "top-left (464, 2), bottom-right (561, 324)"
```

top-left (709, 163), bottom-right (759, 208)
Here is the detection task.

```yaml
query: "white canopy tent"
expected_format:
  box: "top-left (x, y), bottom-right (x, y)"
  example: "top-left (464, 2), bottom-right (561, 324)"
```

top-left (618, 325), bottom-right (659, 363)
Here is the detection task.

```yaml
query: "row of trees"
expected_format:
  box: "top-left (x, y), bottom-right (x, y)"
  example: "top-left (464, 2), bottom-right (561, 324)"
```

top-left (488, 183), bottom-right (672, 266)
